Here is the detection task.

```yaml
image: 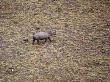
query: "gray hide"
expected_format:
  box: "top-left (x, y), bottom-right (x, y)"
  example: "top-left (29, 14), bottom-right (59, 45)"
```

top-left (32, 31), bottom-right (56, 44)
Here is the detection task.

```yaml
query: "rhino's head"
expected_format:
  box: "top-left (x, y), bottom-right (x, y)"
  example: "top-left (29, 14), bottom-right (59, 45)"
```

top-left (48, 30), bottom-right (56, 36)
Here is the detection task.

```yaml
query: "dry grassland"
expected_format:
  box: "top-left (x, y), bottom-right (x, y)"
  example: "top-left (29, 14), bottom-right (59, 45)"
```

top-left (0, 0), bottom-right (110, 82)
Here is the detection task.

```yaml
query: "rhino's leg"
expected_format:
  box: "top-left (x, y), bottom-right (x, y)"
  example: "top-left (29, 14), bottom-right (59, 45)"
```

top-left (32, 38), bottom-right (35, 45)
top-left (45, 38), bottom-right (47, 42)
top-left (37, 39), bottom-right (39, 44)
top-left (48, 37), bottom-right (51, 42)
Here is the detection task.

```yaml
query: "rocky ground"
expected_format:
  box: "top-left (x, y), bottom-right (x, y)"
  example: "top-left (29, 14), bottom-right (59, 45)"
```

top-left (0, 0), bottom-right (110, 82)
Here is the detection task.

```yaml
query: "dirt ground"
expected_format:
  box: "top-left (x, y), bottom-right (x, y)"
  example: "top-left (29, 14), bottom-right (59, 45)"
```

top-left (0, 0), bottom-right (110, 82)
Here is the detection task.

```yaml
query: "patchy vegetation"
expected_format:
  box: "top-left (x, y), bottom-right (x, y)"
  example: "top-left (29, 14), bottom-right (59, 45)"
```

top-left (0, 0), bottom-right (110, 82)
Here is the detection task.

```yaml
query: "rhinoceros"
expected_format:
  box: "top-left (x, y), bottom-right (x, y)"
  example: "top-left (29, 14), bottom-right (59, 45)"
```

top-left (32, 31), bottom-right (56, 45)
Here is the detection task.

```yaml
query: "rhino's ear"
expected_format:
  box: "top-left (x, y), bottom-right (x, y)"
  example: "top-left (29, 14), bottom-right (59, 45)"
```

top-left (52, 30), bottom-right (56, 35)
top-left (33, 32), bottom-right (35, 35)
top-left (48, 30), bottom-right (52, 33)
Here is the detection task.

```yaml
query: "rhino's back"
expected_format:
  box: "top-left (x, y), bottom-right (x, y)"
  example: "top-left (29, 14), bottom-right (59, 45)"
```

top-left (34, 32), bottom-right (49, 39)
